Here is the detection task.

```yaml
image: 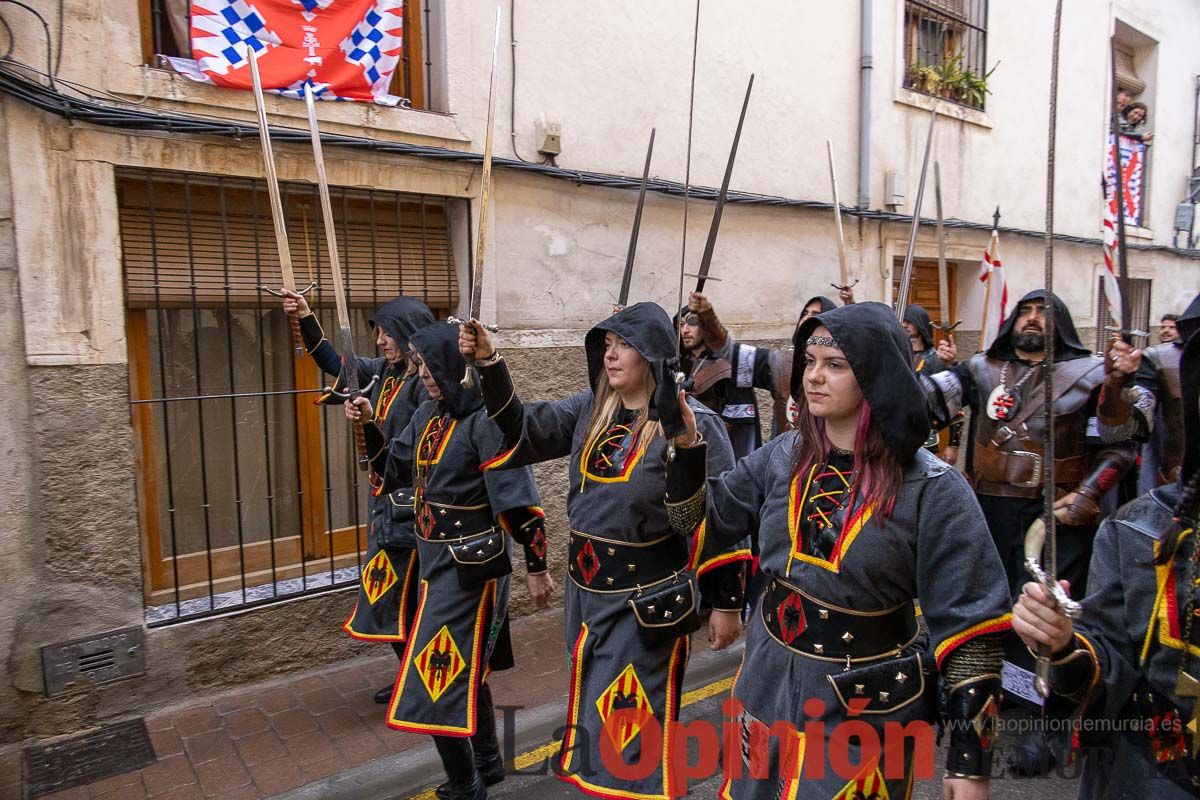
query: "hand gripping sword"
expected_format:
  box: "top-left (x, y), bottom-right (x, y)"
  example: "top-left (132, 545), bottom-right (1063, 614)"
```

top-left (826, 140), bottom-right (858, 296)
top-left (932, 162), bottom-right (961, 335)
top-left (451, 4), bottom-right (504, 388)
top-left (894, 107), bottom-right (938, 319)
top-left (248, 51), bottom-right (317, 356)
top-left (613, 128), bottom-right (656, 311)
top-left (303, 87), bottom-right (378, 471)
top-left (687, 74), bottom-right (754, 294)
top-left (1024, 0), bottom-right (1078, 699)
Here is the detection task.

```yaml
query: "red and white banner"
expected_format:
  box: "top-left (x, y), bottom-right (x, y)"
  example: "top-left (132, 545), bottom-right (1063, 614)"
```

top-left (978, 229), bottom-right (1008, 351)
top-left (168, 0), bottom-right (407, 105)
top-left (1100, 198), bottom-right (1124, 331)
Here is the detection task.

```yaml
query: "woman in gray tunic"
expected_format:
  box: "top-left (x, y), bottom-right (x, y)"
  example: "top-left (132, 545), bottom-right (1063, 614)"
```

top-left (673, 303), bottom-right (1012, 799)
top-left (283, 291), bottom-right (433, 703)
top-left (1013, 328), bottom-right (1200, 798)
top-left (349, 322), bottom-right (549, 800)
top-left (461, 302), bottom-right (749, 800)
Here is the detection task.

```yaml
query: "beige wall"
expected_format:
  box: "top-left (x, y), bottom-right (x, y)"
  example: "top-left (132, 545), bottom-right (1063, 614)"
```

top-left (0, 0), bottom-right (1198, 741)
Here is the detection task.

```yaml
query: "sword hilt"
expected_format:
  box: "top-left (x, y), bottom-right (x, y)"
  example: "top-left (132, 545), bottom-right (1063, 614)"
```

top-left (260, 281), bottom-right (319, 297)
top-left (262, 282), bottom-right (319, 356)
top-left (447, 316), bottom-right (500, 333)
top-left (829, 279), bottom-right (860, 292)
top-left (1024, 556), bottom-right (1082, 698)
top-left (934, 321), bottom-right (963, 335)
top-left (352, 421), bottom-right (370, 472)
top-left (323, 374), bottom-right (381, 402)
top-left (1104, 324), bottom-right (1149, 339)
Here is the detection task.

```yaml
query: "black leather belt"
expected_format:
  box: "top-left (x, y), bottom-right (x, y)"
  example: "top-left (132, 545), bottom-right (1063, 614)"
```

top-left (761, 579), bottom-right (920, 663)
top-left (415, 499), bottom-right (495, 542)
top-left (567, 531), bottom-right (689, 593)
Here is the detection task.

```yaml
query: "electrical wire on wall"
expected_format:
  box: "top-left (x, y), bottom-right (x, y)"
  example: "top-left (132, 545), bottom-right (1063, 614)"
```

top-left (0, 56), bottom-right (1196, 261)
top-left (508, 0), bottom-right (553, 166)
top-left (0, 0), bottom-right (56, 88)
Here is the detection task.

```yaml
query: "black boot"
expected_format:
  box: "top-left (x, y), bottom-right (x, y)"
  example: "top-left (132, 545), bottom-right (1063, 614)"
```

top-left (435, 686), bottom-right (503, 799)
top-left (471, 684), bottom-right (506, 786)
top-left (377, 642), bottom-right (405, 704)
top-left (1005, 729), bottom-right (1056, 777)
top-left (433, 736), bottom-right (487, 800)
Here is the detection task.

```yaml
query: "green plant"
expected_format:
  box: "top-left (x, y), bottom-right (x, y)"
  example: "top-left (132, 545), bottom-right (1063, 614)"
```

top-left (933, 52), bottom-right (966, 96)
top-left (908, 63), bottom-right (941, 94)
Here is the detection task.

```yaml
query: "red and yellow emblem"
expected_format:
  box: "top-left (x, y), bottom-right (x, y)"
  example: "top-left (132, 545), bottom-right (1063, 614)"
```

top-left (831, 757), bottom-right (890, 800)
top-left (414, 626), bottom-right (466, 703)
top-left (595, 664), bottom-right (653, 753)
top-left (361, 549), bottom-right (398, 605)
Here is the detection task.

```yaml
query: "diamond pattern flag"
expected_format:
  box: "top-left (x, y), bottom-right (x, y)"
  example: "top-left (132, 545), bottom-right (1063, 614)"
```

top-left (168, 0), bottom-right (407, 105)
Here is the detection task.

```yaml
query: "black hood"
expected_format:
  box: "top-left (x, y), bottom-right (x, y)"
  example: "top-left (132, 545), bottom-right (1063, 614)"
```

top-left (805, 296), bottom-right (838, 314)
top-left (585, 302), bottom-right (678, 389)
top-left (1181, 328), bottom-right (1200, 488)
top-left (986, 289), bottom-right (1090, 362)
top-left (585, 302), bottom-right (683, 431)
top-left (793, 302), bottom-right (929, 463)
top-left (369, 297), bottom-right (436, 352)
top-left (902, 304), bottom-right (936, 350)
top-left (1177, 292), bottom-right (1200, 343)
top-left (408, 322), bottom-right (483, 419)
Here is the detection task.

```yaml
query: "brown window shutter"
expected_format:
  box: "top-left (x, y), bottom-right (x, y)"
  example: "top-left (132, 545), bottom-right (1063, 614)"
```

top-left (118, 170), bottom-right (458, 312)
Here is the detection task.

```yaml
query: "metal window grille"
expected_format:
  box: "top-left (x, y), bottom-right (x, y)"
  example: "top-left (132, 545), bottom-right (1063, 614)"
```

top-left (145, 0), bottom-right (434, 109)
top-left (1096, 276), bottom-right (1152, 351)
top-left (117, 167), bottom-right (460, 625)
top-left (903, 0), bottom-right (990, 111)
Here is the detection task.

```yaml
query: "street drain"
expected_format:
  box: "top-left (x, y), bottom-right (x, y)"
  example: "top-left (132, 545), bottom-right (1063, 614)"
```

top-left (22, 718), bottom-right (155, 799)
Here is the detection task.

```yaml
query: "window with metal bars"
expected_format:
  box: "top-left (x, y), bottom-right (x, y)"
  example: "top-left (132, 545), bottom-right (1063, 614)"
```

top-left (1096, 276), bottom-right (1152, 351)
top-left (902, 0), bottom-right (990, 111)
top-left (117, 168), bottom-right (460, 624)
top-left (138, 0), bottom-right (436, 110)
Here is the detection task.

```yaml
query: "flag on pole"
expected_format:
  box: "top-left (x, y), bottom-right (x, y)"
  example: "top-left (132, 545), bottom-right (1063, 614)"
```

top-left (167, 0), bottom-right (407, 105)
top-left (978, 229), bottom-right (1008, 351)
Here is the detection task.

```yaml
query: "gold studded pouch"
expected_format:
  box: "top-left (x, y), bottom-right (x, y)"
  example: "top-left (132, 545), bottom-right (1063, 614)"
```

top-left (627, 571), bottom-right (701, 647)
top-left (447, 527), bottom-right (512, 589)
top-left (825, 652), bottom-right (938, 717)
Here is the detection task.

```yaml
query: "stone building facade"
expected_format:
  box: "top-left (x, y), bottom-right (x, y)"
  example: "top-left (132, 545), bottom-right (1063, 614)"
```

top-left (0, 0), bottom-right (1197, 741)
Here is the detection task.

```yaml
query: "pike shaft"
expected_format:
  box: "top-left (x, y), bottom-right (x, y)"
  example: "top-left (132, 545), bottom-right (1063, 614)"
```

top-left (249, 52), bottom-right (298, 294)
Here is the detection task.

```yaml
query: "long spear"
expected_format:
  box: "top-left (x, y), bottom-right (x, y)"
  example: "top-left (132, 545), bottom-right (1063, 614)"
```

top-left (933, 162), bottom-right (960, 334)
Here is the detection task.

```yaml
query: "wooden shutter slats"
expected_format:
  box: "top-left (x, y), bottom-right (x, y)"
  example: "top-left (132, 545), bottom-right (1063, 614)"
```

top-left (118, 172), bottom-right (459, 310)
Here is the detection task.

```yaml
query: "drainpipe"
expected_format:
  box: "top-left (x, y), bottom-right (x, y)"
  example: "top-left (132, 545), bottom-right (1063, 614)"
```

top-left (857, 0), bottom-right (873, 209)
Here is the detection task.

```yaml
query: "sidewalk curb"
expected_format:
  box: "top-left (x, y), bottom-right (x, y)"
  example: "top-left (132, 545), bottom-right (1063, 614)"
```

top-left (269, 642), bottom-right (745, 800)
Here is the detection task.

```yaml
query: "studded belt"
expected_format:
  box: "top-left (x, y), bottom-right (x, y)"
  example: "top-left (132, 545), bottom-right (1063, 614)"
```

top-left (566, 530), bottom-right (689, 593)
top-left (760, 578), bottom-right (920, 664)
top-left (415, 499), bottom-right (496, 542)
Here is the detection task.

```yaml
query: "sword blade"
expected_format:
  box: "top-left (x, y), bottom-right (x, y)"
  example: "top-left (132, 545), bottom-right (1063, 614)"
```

top-left (249, 51), bottom-right (298, 294)
top-left (694, 73), bottom-right (754, 294)
top-left (827, 140), bottom-right (850, 288)
top-left (618, 128), bottom-right (655, 308)
top-left (895, 107), bottom-right (938, 319)
top-left (303, 86), bottom-right (359, 394)
top-left (1109, 46), bottom-right (1133, 339)
top-left (468, 3), bottom-right (503, 322)
top-left (934, 161), bottom-right (950, 326)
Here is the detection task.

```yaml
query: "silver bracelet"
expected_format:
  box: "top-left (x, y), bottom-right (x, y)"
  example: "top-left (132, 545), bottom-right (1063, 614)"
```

top-left (474, 350), bottom-right (503, 368)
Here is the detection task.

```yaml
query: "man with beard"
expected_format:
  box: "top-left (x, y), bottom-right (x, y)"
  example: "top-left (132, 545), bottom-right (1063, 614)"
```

top-left (925, 291), bottom-right (1138, 772)
top-left (1098, 296), bottom-right (1200, 493)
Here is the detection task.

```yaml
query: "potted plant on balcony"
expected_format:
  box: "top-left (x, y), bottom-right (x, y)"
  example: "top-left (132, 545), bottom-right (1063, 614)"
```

top-left (908, 63), bottom-right (942, 95)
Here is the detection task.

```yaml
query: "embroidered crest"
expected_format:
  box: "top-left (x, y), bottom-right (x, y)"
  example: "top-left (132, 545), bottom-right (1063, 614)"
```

top-left (529, 527), bottom-right (547, 560)
top-left (576, 539), bottom-right (601, 585)
top-left (596, 664), bottom-right (653, 753)
top-left (361, 548), bottom-right (397, 605)
top-left (414, 625), bottom-right (465, 703)
top-left (831, 757), bottom-right (890, 800)
top-left (972, 694), bottom-right (1001, 751)
top-left (776, 591), bottom-right (806, 645)
top-left (985, 384), bottom-right (1019, 421)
